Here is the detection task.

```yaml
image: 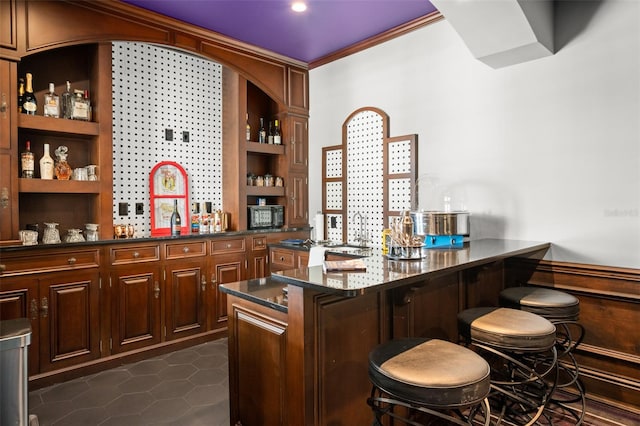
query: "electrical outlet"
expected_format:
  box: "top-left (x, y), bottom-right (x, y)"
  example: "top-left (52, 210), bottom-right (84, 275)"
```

top-left (165, 128), bottom-right (173, 141)
top-left (135, 203), bottom-right (144, 215)
top-left (118, 202), bottom-right (129, 216)
top-left (182, 131), bottom-right (189, 142)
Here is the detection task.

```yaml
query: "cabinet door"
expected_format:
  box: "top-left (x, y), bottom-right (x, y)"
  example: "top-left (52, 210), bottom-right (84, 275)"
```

top-left (0, 276), bottom-right (40, 375)
top-left (289, 115), bottom-right (308, 170)
top-left (110, 265), bottom-right (162, 354)
top-left (0, 0), bottom-right (17, 51)
top-left (210, 254), bottom-right (245, 328)
top-left (247, 235), bottom-right (268, 279)
top-left (39, 270), bottom-right (101, 373)
top-left (0, 60), bottom-right (17, 241)
top-left (165, 260), bottom-right (207, 340)
top-left (288, 171), bottom-right (308, 228)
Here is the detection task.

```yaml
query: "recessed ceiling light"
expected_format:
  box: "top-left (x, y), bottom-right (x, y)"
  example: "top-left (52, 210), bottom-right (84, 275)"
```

top-left (291, 2), bottom-right (307, 13)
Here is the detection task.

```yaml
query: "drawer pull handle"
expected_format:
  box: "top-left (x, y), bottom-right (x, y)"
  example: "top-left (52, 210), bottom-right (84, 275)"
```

top-left (41, 297), bottom-right (48, 318)
top-left (211, 274), bottom-right (217, 285)
top-left (154, 282), bottom-right (160, 299)
top-left (68, 257), bottom-right (77, 265)
top-left (0, 264), bottom-right (5, 272)
top-left (280, 256), bottom-right (285, 261)
top-left (226, 243), bottom-right (231, 249)
top-left (183, 247), bottom-right (190, 253)
top-left (201, 277), bottom-right (206, 292)
top-left (30, 299), bottom-right (38, 320)
top-left (133, 251), bottom-right (140, 258)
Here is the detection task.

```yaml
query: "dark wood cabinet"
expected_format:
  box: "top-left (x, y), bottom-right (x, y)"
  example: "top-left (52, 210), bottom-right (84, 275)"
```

top-left (0, 60), bottom-right (18, 242)
top-left (287, 171), bottom-right (308, 228)
top-left (288, 114), bottom-right (308, 170)
top-left (164, 259), bottom-right (207, 340)
top-left (269, 245), bottom-right (308, 273)
top-left (0, 0), bottom-right (17, 55)
top-left (246, 235), bottom-right (268, 279)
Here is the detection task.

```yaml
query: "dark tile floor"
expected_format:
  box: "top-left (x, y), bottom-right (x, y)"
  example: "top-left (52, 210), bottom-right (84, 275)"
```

top-left (28, 339), bottom-right (229, 426)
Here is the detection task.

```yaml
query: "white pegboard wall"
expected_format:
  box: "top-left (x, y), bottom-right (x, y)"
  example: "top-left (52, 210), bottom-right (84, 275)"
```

top-left (112, 42), bottom-right (223, 236)
top-left (346, 110), bottom-right (384, 247)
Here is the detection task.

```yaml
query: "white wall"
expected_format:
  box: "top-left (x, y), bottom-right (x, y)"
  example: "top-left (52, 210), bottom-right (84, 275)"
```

top-left (309, 1), bottom-right (640, 269)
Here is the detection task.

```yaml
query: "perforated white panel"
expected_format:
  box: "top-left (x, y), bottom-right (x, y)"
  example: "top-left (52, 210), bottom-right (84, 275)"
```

top-left (388, 140), bottom-right (412, 174)
top-left (388, 178), bottom-right (412, 212)
top-left (326, 182), bottom-right (342, 210)
top-left (112, 42), bottom-right (223, 237)
top-left (325, 149), bottom-right (342, 178)
top-left (326, 214), bottom-right (343, 242)
top-left (346, 111), bottom-right (384, 247)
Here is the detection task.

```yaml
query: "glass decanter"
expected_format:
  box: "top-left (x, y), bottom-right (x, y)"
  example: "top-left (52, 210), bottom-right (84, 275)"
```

top-left (54, 145), bottom-right (72, 180)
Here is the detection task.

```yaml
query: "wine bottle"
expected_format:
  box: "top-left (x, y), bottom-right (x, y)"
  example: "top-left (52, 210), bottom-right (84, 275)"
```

top-left (258, 117), bottom-right (266, 143)
top-left (17, 78), bottom-right (24, 114)
top-left (39, 143), bottom-right (54, 180)
top-left (273, 119), bottom-right (282, 145)
top-left (170, 199), bottom-right (182, 236)
top-left (61, 81), bottom-right (73, 119)
top-left (267, 121), bottom-right (274, 144)
top-left (22, 73), bottom-right (37, 115)
top-left (21, 141), bottom-right (34, 178)
top-left (43, 83), bottom-right (60, 118)
top-left (245, 113), bottom-right (251, 141)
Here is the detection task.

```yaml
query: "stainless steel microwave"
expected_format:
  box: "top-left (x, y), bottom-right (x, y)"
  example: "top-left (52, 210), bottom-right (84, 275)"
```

top-left (247, 205), bottom-right (284, 229)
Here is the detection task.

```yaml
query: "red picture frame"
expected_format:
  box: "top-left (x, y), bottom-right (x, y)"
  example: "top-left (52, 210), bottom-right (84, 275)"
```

top-left (150, 161), bottom-right (189, 236)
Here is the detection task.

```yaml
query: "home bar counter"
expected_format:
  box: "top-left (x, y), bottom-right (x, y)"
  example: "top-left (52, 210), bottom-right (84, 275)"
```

top-left (220, 238), bottom-right (550, 425)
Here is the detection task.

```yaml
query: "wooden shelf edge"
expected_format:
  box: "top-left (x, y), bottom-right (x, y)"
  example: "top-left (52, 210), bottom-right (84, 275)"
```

top-left (18, 114), bottom-right (100, 136)
top-left (246, 142), bottom-right (285, 155)
top-left (246, 186), bottom-right (286, 197)
top-left (19, 178), bottom-right (101, 194)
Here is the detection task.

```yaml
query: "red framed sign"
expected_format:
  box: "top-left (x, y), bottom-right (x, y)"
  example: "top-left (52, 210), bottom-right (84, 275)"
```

top-left (150, 161), bottom-right (189, 236)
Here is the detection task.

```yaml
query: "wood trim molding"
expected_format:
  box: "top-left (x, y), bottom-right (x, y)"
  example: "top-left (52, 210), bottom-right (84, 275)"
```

top-left (309, 11), bottom-right (444, 69)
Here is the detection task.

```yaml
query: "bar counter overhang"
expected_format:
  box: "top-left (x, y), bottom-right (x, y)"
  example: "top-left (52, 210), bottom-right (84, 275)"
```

top-left (221, 238), bottom-right (551, 425)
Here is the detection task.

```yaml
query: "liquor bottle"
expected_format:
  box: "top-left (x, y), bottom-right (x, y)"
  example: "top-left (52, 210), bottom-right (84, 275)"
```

top-left (61, 81), bottom-right (73, 119)
top-left (273, 119), bottom-right (282, 145)
top-left (22, 73), bottom-right (37, 115)
top-left (21, 141), bottom-right (34, 178)
top-left (71, 89), bottom-right (89, 121)
top-left (258, 117), bottom-right (266, 143)
top-left (245, 113), bottom-right (251, 141)
top-left (17, 78), bottom-right (24, 114)
top-left (190, 202), bottom-right (201, 234)
top-left (84, 89), bottom-right (92, 121)
top-left (170, 200), bottom-right (181, 236)
top-left (39, 143), bottom-right (54, 180)
top-left (43, 83), bottom-right (60, 118)
top-left (267, 121), bottom-right (274, 144)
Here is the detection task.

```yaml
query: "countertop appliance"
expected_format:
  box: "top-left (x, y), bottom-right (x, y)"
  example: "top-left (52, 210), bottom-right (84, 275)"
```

top-left (248, 205), bottom-right (284, 229)
top-left (410, 211), bottom-right (470, 248)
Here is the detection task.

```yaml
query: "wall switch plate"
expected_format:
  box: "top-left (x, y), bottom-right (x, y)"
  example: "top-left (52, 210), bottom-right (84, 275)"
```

top-left (165, 128), bottom-right (173, 141)
top-left (119, 202), bottom-right (129, 216)
top-left (135, 203), bottom-right (144, 215)
top-left (182, 131), bottom-right (189, 142)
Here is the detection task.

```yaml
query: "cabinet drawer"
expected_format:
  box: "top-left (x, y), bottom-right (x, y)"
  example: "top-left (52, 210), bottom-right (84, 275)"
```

top-left (165, 240), bottom-right (206, 259)
top-left (111, 245), bottom-right (160, 265)
top-left (250, 236), bottom-right (267, 251)
top-left (211, 238), bottom-right (245, 254)
top-left (270, 249), bottom-right (295, 268)
top-left (0, 249), bottom-right (99, 276)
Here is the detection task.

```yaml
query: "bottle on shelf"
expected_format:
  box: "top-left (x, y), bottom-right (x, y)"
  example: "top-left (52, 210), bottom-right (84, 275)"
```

top-left (267, 121), bottom-right (274, 144)
top-left (273, 119), bottom-right (282, 145)
top-left (61, 81), bottom-right (73, 119)
top-left (170, 199), bottom-right (182, 236)
top-left (191, 202), bottom-right (201, 234)
top-left (54, 145), bottom-right (72, 180)
top-left (43, 83), bottom-right (60, 118)
top-left (246, 113), bottom-right (251, 141)
top-left (39, 143), bottom-right (54, 180)
top-left (258, 117), bottom-right (266, 143)
top-left (17, 78), bottom-right (24, 114)
top-left (22, 73), bottom-right (37, 115)
top-left (84, 89), bottom-right (92, 121)
top-left (21, 141), bottom-right (35, 178)
top-left (71, 89), bottom-right (90, 121)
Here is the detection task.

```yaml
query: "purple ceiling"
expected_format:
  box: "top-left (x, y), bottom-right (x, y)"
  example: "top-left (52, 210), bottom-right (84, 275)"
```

top-left (122, 0), bottom-right (438, 63)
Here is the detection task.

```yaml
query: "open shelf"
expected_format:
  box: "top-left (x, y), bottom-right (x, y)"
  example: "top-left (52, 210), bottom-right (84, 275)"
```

top-left (246, 142), bottom-right (285, 155)
top-left (246, 186), bottom-right (285, 197)
top-left (18, 114), bottom-right (100, 136)
top-left (19, 178), bottom-right (101, 194)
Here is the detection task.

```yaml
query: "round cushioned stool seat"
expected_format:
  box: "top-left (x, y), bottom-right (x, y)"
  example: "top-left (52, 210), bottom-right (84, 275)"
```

top-left (369, 338), bottom-right (490, 408)
top-left (458, 307), bottom-right (556, 351)
top-left (500, 287), bottom-right (579, 321)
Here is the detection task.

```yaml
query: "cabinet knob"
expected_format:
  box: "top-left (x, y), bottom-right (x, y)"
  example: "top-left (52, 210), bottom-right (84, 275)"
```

top-left (201, 276), bottom-right (206, 292)
top-left (183, 247), bottom-right (190, 253)
top-left (30, 299), bottom-right (38, 320)
top-left (0, 264), bottom-right (5, 273)
top-left (211, 274), bottom-right (217, 285)
top-left (133, 251), bottom-right (140, 258)
top-left (226, 243), bottom-right (231, 249)
top-left (0, 92), bottom-right (7, 118)
top-left (154, 281), bottom-right (160, 299)
top-left (68, 257), bottom-right (77, 265)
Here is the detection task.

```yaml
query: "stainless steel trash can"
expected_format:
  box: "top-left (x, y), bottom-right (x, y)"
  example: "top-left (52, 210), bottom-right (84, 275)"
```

top-left (0, 318), bottom-right (32, 426)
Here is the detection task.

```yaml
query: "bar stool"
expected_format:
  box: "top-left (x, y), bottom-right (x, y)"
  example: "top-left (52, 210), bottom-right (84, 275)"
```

top-left (368, 337), bottom-right (491, 425)
top-left (500, 286), bottom-right (586, 424)
top-left (458, 307), bottom-right (558, 425)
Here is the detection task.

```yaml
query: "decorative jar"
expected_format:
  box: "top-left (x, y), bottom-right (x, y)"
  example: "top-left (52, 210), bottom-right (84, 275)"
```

top-left (64, 228), bottom-right (85, 243)
top-left (43, 222), bottom-right (61, 244)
